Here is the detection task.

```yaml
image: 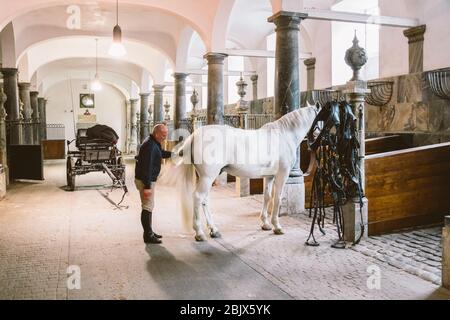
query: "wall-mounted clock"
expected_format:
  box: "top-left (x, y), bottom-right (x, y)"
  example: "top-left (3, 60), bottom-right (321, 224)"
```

top-left (80, 94), bottom-right (95, 108)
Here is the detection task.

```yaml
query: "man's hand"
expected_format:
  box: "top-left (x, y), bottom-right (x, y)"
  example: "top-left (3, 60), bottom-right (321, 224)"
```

top-left (143, 189), bottom-right (152, 199)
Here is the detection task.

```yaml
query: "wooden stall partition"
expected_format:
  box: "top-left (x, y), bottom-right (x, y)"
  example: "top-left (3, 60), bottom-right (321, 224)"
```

top-left (365, 134), bottom-right (414, 155)
top-left (366, 142), bottom-right (450, 235)
top-left (42, 140), bottom-right (66, 160)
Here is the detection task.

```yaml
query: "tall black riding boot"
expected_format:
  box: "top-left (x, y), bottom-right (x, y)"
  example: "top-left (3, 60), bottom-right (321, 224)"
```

top-left (141, 210), bottom-right (161, 244)
top-left (148, 211), bottom-right (162, 239)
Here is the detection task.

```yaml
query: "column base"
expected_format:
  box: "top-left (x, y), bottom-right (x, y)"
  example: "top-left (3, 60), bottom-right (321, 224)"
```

top-left (342, 197), bottom-right (369, 243)
top-left (235, 177), bottom-right (250, 197)
top-left (279, 176), bottom-right (305, 216)
top-left (443, 217), bottom-right (450, 290)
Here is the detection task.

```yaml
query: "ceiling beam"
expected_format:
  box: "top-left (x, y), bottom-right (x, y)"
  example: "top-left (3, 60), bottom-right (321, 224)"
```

top-left (302, 8), bottom-right (419, 28)
top-left (221, 49), bottom-right (312, 60)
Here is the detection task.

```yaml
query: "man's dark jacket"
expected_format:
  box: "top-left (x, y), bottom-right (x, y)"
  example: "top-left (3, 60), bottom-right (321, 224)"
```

top-left (135, 135), bottom-right (172, 189)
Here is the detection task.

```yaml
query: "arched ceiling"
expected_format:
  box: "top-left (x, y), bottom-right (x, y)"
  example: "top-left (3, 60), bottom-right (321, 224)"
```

top-left (11, 3), bottom-right (187, 64)
top-left (35, 57), bottom-right (143, 89)
top-left (20, 36), bottom-right (170, 83)
top-left (0, 0), bottom-right (226, 51)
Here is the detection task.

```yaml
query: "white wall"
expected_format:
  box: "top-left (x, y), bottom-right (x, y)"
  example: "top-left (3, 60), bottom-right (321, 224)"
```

top-left (45, 79), bottom-right (127, 151)
top-left (379, 0), bottom-right (450, 77)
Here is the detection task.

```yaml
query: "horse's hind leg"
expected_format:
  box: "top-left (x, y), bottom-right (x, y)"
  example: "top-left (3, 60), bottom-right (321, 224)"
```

top-left (260, 177), bottom-right (274, 231)
top-left (202, 198), bottom-right (221, 238)
top-left (193, 175), bottom-right (218, 241)
top-left (271, 172), bottom-right (290, 235)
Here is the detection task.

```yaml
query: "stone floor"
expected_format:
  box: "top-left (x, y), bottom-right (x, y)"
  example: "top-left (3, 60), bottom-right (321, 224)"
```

top-left (0, 159), bottom-right (449, 300)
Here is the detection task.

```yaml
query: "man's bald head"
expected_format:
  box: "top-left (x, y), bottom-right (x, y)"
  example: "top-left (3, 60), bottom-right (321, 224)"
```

top-left (152, 124), bottom-right (169, 144)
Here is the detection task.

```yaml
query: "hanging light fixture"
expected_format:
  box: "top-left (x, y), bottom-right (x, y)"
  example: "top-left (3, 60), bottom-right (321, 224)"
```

top-left (91, 38), bottom-right (103, 91)
top-left (108, 0), bottom-right (126, 57)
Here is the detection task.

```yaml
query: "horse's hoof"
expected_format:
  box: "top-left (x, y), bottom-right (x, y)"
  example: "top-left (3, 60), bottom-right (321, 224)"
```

top-left (261, 223), bottom-right (272, 231)
top-left (273, 228), bottom-right (284, 235)
top-left (210, 231), bottom-right (222, 238)
top-left (195, 234), bottom-right (207, 242)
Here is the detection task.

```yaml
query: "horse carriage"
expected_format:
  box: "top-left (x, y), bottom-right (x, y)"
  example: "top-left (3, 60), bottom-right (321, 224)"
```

top-left (66, 126), bottom-right (126, 193)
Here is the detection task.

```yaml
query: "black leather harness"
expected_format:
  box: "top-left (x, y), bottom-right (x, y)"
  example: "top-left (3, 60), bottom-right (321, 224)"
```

top-left (306, 101), bottom-right (365, 248)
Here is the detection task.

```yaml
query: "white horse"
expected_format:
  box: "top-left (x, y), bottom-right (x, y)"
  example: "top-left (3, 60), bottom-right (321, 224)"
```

top-left (165, 104), bottom-right (319, 241)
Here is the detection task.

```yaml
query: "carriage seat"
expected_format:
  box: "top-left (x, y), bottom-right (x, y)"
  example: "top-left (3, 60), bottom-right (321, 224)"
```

top-left (75, 128), bottom-right (114, 150)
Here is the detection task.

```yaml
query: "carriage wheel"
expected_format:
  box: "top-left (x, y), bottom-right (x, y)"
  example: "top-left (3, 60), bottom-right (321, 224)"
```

top-left (66, 157), bottom-right (76, 191)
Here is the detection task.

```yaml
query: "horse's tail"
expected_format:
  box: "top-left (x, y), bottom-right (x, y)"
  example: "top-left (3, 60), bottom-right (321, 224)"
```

top-left (158, 134), bottom-right (195, 231)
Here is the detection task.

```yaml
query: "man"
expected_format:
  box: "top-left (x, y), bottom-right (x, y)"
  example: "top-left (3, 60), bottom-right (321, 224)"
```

top-left (135, 124), bottom-right (172, 244)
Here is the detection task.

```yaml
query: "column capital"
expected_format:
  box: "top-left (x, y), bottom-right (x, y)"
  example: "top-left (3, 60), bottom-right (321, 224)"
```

top-left (204, 52), bottom-right (228, 65)
top-left (130, 98), bottom-right (140, 103)
top-left (30, 91), bottom-right (39, 97)
top-left (139, 92), bottom-right (150, 98)
top-left (403, 25), bottom-right (426, 44)
top-left (152, 85), bottom-right (166, 93)
top-left (304, 57), bottom-right (316, 69)
top-left (18, 82), bottom-right (31, 90)
top-left (1, 68), bottom-right (18, 77)
top-left (173, 72), bottom-right (189, 80)
top-left (268, 11), bottom-right (308, 31)
top-left (250, 75), bottom-right (259, 83)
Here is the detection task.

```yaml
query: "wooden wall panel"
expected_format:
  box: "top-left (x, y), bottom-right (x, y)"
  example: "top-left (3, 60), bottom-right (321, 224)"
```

top-left (366, 143), bottom-right (450, 235)
top-left (42, 140), bottom-right (66, 160)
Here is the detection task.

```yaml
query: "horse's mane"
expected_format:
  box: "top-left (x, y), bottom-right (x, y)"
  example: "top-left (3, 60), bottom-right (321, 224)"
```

top-left (262, 106), bottom-right (314, 132)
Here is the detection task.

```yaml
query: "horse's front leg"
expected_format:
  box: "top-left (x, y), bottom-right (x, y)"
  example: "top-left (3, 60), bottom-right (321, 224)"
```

top-left (271, 171), bottom-right (290, 235)
top-left (260, 177), bottom-right (274, 231)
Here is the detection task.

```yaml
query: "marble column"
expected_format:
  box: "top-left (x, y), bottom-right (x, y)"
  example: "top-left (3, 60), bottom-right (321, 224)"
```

top-left (0, 87), bottom-right (9, 185)
top-left (251, 75), bottom-right (258, 101)
top-left (1, 68), bottom-right (21, 144)
top-left (129, 98), bottom-right (139, 153)
top-left (205, 53), bottom-right (228, 125)
top-left (443, 216), bottom-right (450, 290)
top-left (268, 11), bottom-right (308, 216)
top-left (174, 73), bottom-right (188, 130)
top-left (403, 25), bottom-right (426, 74)
top-left (304, 57), bottom-right (316, 91)
top-left (18, 82), bottom-right (33, 145)
top-left (38, 98), bottom-right (47, 140)
top-left (153, 85), bottom-right (166, 124)
top-left (139, 93), bottom-right (150, 143)
top-left (343, 80), bottom-right (370, 243)
top-left (30, 91), bottom-right (40, 144)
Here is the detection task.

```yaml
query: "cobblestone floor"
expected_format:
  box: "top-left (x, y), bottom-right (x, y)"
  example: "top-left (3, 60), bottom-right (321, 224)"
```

top-left (0, 160), bottom-right (448, 300)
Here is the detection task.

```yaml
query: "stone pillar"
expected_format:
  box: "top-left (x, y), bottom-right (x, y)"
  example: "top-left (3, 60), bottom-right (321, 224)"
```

top-left (342, 34), bottom-right (370, 243)
top-left (304, 57), bottom-right (316, 91)
top-left (153, 85), bottom-right (166, 124)
top-left (174, 73), bottom-right (188, 130)
top-left (251, 75), bottom-right (258, 101)
top-left (30, 91), bottom-right (40, 144)
top-left (403, 25), bottom-right (426, 74)
top-left (1, 68), bottom-right (21, 144)
top-left (443, 216), bottom-right (450, 290)
top-left (343, 81), bottom-right (370, 243)
top-left (268, 11), bottom-right (307, 215)
top-left (205, 53), bottom-right (228, 125)
top-left (0, 87), bottom-right (9, 185)
top-left (129, 98), bottom-right (139, 153)
top-left (38, 98), bottom-right (47, 140)
top-left (18, 82), bottom-right (33, 145)
top-left (140, 93), bottom-right (150, 143)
